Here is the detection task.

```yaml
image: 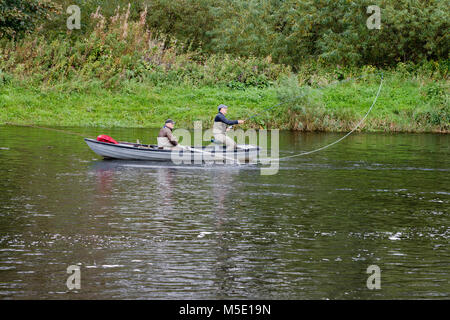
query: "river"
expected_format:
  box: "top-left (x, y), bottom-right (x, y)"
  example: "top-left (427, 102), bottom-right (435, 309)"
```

top-left (0, 126), bottom-right (448, 299)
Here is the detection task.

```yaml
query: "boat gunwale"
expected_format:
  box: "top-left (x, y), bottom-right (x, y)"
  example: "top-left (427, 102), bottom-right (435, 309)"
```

top-left (84, 138), bottom-right (260, 154)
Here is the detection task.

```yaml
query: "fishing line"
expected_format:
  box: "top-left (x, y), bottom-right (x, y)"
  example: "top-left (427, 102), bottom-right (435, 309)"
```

top-left (256, 72), bottom-right (384, 162)
top-left (6, 72), bottom-right (383, 165)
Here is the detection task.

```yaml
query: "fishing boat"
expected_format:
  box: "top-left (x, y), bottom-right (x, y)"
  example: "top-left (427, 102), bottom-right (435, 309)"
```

top-left (84, 138), bottom-right (260, 162)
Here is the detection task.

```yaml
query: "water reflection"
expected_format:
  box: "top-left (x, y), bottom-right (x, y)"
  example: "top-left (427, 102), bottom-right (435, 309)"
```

top-left (0, 126), bottom-right (448, 299)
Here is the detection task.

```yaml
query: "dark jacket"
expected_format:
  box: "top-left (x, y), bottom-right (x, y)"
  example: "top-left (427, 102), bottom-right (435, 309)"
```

top-left (214, 113), bottom-right (239, 125)
top-left (158, 126), bottom-right (178, 146)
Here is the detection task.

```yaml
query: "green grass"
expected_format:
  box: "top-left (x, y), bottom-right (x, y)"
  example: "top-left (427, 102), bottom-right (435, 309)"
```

top-left (1, 72), bottom-right (448, 132)
top-left (0, 81), bottom-right (279, 128)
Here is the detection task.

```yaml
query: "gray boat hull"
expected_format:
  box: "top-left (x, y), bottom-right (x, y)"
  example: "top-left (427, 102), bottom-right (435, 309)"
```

top-left (84, 138), bottom-right (259, 162)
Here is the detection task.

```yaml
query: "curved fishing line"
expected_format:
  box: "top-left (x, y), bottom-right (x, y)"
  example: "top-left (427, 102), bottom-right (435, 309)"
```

top-left (269, 73), bottom-right (384, 162)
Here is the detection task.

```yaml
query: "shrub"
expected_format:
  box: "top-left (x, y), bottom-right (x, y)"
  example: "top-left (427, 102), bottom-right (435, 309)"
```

top-left (0, 5), bottom-right (291, 89)
top-left (0, 0), bottom-right (61, 38)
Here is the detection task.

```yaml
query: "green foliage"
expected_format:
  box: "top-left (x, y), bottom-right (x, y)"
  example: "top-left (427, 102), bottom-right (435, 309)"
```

top-left (273, 75), bottom-right (330, 130)
top-left (0, 0), bottom-right (61, 38)
top-left (0, 69), bottom-right (13, 85)
top-left (2, 1), bottom-right (449, 68)
top-left (0, 5), bottom-right (290, 88)
top-left (207, 0), bottom-right (276, 57)
top-left (414, 81), bottom-right (450, 130)
top-left (144, 0), bottom-right (214, 50)
top-left (205, 0), bottom-right (449, 67)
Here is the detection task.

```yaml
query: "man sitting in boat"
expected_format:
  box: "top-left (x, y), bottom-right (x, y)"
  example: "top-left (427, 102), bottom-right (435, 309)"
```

top-left (157, 119), bottom-right (181, 150)
top-left (213, 104), bottom-right (244, 150)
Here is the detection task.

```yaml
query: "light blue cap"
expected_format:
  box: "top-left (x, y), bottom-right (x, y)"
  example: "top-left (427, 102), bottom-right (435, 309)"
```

top-left (218, 104), bottom-right (228, 112)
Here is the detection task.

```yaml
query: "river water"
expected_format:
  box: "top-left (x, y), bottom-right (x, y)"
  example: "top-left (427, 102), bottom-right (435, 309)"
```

top-left (0, 126), bottom-right (448, 299)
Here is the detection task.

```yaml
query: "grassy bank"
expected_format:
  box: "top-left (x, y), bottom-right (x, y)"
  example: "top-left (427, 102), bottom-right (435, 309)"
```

top-left (0, 4), bottom-right (448, 132)
top-left (0, 80), bottom-right (278, 128)
top-left (1, 71), bottom-right (448, 132)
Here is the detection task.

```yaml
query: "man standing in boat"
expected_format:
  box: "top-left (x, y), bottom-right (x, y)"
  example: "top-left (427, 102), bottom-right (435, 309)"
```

top-left (158, 119), bottom-right (181, 150)
top-left (213, 104), bottom-right (244, 150)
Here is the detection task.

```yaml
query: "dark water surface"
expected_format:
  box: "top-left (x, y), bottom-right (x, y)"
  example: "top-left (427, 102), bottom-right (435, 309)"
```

top-left (0, 126), bottom-right (448, 299)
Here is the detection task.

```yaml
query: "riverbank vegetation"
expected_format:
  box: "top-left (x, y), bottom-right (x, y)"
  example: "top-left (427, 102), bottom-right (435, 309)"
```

top-left (0, 1), bottom-right (448, 132)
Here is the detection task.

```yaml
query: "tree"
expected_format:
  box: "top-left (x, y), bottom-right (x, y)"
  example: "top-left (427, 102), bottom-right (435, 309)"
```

top-left (0, 0), bottom-right (61, 38)
top-left (144, 0), bottom-right (215, 50)
top-left (205, 0), bottom-right (449, 67)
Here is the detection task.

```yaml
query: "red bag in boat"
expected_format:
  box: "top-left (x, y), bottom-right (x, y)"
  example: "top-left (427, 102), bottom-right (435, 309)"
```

top-left (96, 135), bottom-right (118, 144)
